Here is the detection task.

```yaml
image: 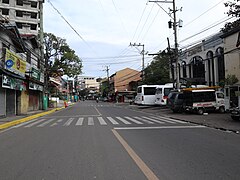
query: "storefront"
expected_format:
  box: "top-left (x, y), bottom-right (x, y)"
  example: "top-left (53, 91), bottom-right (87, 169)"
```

top-left (28, 81), bottom-right (43, 111)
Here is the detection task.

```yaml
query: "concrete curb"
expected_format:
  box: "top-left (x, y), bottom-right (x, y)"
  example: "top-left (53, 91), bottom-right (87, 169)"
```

top-left (0, 106), bottom-right (65, 130)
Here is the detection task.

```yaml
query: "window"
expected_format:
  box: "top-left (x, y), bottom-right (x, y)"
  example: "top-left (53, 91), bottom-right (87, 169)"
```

top-left (137, 87), bottom-right (142, 93)
top-left (31, 1), bottom-right (37, 8)
top-left (26, 50), bottom-right (31, 63)
top-left (31, 12), bottom-right (37, 19)
top-left (164, 88), bottom-right (173, 96)
top-left (2, 0), bottom-right (9, 4)
top-left (1, 8), bottom-right (9, 15)
top-left (144, 87), bottom-right (156, 95)
top-left (16, 22), bottom-right (23, 29)
top-left (30, 24), bottom-right (37, 30)
top-left (16, 0), bottom-right (23, 6)
top-left (16, 11), bottom-right (23, 17)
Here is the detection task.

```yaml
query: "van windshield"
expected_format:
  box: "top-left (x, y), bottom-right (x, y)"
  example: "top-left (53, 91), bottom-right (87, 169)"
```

top-left (164, 88), bottom-right (173, 96)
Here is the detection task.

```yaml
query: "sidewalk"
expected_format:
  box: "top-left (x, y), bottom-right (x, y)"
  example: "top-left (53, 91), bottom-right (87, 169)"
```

top-left (117, 103), bottom-right (240, 134)
top-left (0, 100), bottom-right (71, 130)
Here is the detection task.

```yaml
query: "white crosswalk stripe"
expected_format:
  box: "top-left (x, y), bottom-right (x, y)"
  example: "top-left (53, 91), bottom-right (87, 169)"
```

top-left (124, 117), bottom-right (143, 124)
top-left (88, 117), bottom-right (94, 125)
top-left (50, 119), bottom-right (63, 127)
top-left (37, 118), bottom-right (56, 127)
top-left (63, 118), bottom-right (75, 126)
top-left (25, 118), bottom-right (47, 127)
top-left (116, 117), bottom-right (131, 124)
top-left (97, 117), bottom-right (107, 125)
top-left (76, 117), bottom-right (84, 126)
top-left (141, 116), bottom-right (165, 124)
top-left (107, 117), bottom-right (119, 125)
top-left (134, 117), bottom-right (155, 124)
top-left (19, 116), bottom-right (186, 128)
top-left (155, 116), bottom-right (187, 124)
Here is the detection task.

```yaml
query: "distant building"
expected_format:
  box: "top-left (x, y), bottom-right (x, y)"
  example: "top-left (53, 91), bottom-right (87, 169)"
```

top-left (0, 0), bottom-right (44, 36)
top-left (109, 68), bottom-right (141, 102)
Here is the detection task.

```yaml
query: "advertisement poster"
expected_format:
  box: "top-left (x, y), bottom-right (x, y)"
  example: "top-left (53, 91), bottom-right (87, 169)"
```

top-left (5, 49), bottom-right (26, 77)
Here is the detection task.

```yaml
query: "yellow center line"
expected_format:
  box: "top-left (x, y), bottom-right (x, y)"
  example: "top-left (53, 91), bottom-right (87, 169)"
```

top-left (112, 129), bottom-right (159, 180)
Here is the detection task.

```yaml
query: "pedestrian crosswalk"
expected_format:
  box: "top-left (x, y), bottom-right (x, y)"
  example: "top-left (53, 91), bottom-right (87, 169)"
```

top-left (14, 116), bottom-right (187, 128)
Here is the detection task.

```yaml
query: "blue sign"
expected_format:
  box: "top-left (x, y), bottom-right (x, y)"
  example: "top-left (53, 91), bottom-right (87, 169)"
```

top-left (5, 59), bottom-right (14, 68)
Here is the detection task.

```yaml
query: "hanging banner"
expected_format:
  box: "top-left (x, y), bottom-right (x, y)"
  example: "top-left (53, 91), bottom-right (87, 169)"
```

top-left (4, 49), bottom-right (26, 77)
top-left (2, 75), bottom-right (26, 91)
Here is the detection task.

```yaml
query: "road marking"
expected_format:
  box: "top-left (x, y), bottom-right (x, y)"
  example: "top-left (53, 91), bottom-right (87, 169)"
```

top-left (116, 117), bottom-right (131, 124)
top-left (148, 116), bottom-right (175, 124)
top-left (94, 106), bottom-right (102, 116)
top-left (124, 117), bottom-right (143, 124)
top-left (50, 119), bottom-right (63, 127)
top-left (88, 117), bottom-right (94, 125)
top-left (112, 129), bottom-right (159, 180)
top-left (13, 118), bottom-right (40, 128)
top-left (107, 117), bottom-right (119, 125)
top-left (114, 125), bottom-right (206, 130)
top-left (25, 119), bottom-right (47, 127)
top-left (154, 116), bottom-right (187, 124)
top-left (141, 116), bottom-right (165, 124)
top-left (134, 117), bottom-right (154, 124)
top-left (76, 117), bottom-right (84, 126)
top-left (63, 118), bottom-right (75, 126)
top-left (37, 118), bottom-right (56, 127)
top-left (97, 117), bottom-right (107, 125)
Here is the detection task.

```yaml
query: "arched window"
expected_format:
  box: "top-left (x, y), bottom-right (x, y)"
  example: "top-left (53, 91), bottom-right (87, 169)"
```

top-left (191, 56), bottom-right (204, 79)
top-left (216, 47), bottom-right (225, 83)
top-left (182, 61), bottom-right (187, 78)
top-left (206, 51), bottom-right (214, 86)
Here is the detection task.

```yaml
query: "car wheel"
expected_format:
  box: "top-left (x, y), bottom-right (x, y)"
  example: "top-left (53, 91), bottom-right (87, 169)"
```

top-left (231, 116), bottom-right (240, 121)
top-left (219, 106), bottom-right (225, 113)
top-left (197, 108), bottom-right (204, 115)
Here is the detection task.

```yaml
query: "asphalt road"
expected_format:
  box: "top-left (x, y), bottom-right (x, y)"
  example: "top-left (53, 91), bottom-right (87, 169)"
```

top-left (0, 101), bottom-right (240, 180)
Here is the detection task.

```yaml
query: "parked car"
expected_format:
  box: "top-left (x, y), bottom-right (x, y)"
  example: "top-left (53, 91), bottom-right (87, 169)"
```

top-left (230, 107), bottom-right (240, 120)
top-left (167, 91), bottom-right (184, 113)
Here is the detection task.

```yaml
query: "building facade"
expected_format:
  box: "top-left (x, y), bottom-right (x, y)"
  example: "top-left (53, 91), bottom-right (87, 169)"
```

top-left (0, 0), bottom-right (44, 36)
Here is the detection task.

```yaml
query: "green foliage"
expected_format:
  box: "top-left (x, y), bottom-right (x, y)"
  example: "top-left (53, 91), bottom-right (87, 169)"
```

top-left (43, 33), bottom-right (82, 78)
top-left (225, 74), bottom-right (239, 85)
top-left (143, 51), bottom-right (170, 85)
top-left (222, 0), bottom-right (240, 32)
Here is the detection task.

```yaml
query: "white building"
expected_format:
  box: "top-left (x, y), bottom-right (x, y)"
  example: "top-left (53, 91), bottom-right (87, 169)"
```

top-left (77, 76), bottom-right (100, 92)
top-left (0, 0), bottom-right (44, 36)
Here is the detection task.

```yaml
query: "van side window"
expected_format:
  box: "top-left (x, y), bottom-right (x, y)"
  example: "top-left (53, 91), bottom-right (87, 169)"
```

top-left (217, 93), bottom-right (224, 98)
top-left (144, 87), bottom-right (157, 95)
top-left (137, 87), bottom-right (142, 93)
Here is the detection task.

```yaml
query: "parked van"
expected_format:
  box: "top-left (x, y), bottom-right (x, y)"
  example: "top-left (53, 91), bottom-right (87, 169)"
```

top-left (167, 91), bottom-right (184, 113)
top-left (182, 87), bottom-right (225, 115)
top-left (134, 85), bottom-right (159, 105)
top-left (155, 83), bottom-right (174, 105)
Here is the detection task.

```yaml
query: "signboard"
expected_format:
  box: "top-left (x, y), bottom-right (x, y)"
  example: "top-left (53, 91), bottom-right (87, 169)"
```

top-left (29, 82), bottom-right (43, 91)
top-left (31, 67), bottom-right (40, 80)
top-left (2, 75), bottom-right (26, 91)
top-left (4, 49), bottom-right (26, 77)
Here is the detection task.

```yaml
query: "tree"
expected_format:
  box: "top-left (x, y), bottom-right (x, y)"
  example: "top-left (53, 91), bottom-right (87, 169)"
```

top-left (143, 51), bottom-right (170, 85)
top-left (221, 0), bottom-right (240, 32)
top-left (43, 33), bottom-right (82, 78)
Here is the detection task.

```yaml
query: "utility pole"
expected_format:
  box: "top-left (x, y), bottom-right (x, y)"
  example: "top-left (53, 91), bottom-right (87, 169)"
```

top-left (103, 65), bottom-right (110, 96)
top-left (149, 0), bottom-right (180, 89)
top-left (39, 0), bottom-right (48, 109)
top-left (129, 42), bottom-right (145, 81)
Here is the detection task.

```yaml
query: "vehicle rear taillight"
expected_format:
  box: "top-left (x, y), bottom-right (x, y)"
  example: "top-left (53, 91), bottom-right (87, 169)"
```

top-left (163, 96), bottom-right (168, 99)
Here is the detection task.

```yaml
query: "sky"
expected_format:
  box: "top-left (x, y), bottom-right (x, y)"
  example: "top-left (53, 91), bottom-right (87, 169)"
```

top-left (43, 0), bottom-right (235, 78)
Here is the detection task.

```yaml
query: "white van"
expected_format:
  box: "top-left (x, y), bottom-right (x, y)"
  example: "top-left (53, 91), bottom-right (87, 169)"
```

top-left (134, 85), bottom-right (159, 105)
top-left (155, 83), bottom-right (174, 105)
top-left (183, 88), bottom-right (225, 115)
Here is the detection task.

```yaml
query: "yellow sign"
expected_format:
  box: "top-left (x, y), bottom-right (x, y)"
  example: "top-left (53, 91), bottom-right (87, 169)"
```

top-left (5, 49), bottom-right (26, 77)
